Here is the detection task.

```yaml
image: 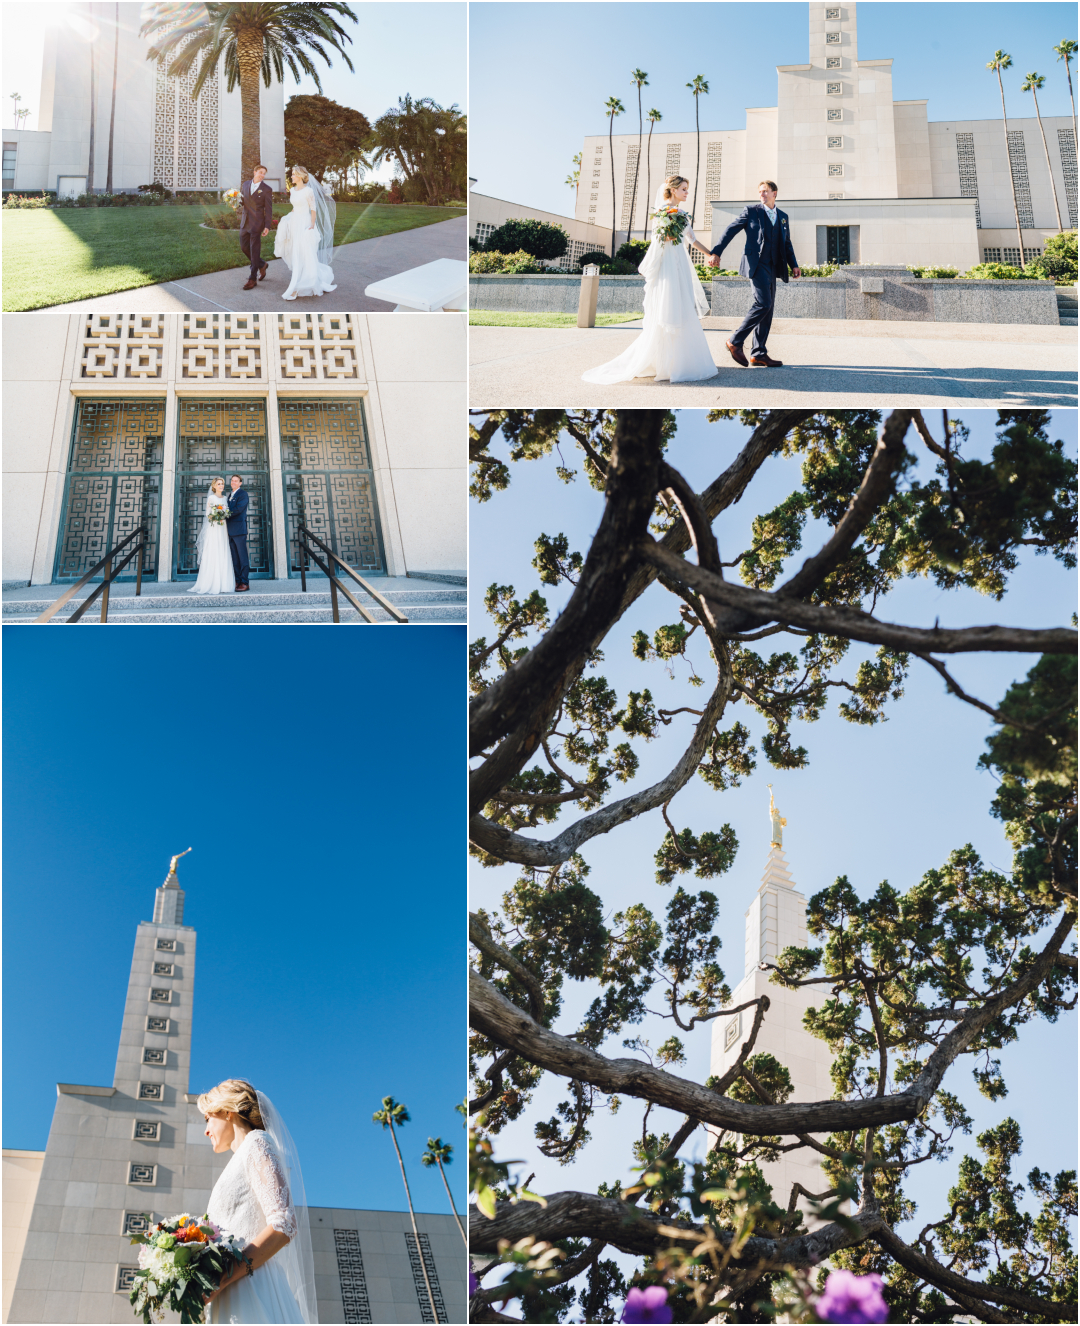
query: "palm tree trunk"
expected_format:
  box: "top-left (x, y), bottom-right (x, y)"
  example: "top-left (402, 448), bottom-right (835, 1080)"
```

top-left (105, 1), bottom-right (118, 193)
top-left (609, 112), bottom-right (616, 258)
top-left (388, 1121), bottom-right (439, 1322)
top-left (1031, 87), bottom-right (1064, 232)
top-left (1068, 60), bottom-right (1078, 177)
top-left (435, 1157), bottom-right (467, 1245)
top-left (644, 121), bottom-right (654, 242)
top-left (996, 68), bottom-right (1026, 269)
top-left (86, 2), bottom-right (96, 193)
top-left (236, 28), bottom-right (263, 182)
top-left (629, 88), bottom-right (643, 242)
top-left (691, 93), bottom-right (700, 227)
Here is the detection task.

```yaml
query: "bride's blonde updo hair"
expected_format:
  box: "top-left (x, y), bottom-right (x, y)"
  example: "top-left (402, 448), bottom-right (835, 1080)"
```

top-left (210, 476), bottom-right (225, 493)
top-left (197, 1079), bottom-right (265, 1130)
top-left (290, 165), bottom-right (310, 185)
top-left (661, 175), bottom-right (689, 201)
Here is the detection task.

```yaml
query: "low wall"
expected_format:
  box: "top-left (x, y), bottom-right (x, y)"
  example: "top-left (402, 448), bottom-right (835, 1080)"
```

top-left (470, 265), bottom-right (1062, 325)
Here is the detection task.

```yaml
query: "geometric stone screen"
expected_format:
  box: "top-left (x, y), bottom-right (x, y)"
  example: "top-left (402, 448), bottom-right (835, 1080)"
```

top-left (955, 132), bottom-right (982, 228)
top-left (133, 1121), bottom-right (160, 1140)
top-left (334, 1229), bottom-right (372, 1324)
top-left (128, 1163), bottom-right (156, 1185)
top-left (405, 1233), bottom-right (447, 1323)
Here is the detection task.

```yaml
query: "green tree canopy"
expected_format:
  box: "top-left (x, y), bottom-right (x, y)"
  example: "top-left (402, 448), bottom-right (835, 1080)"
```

top-left (283, 93), bottom-right (370, 184)
top-left (369, 95), bottom-right (466, 204)
top-left (467, 409), bottom-right (1077, 1323)
top-left (484, 218), bottom-right (569, 262)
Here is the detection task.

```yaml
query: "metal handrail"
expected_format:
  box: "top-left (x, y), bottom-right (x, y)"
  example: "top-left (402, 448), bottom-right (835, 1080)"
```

top-left (35, 528), bottom-right (148, 624)
top-left (296, 525), bottom-right (407, 624)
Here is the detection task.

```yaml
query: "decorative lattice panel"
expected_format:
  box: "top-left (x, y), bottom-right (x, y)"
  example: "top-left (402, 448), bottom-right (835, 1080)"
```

top-left (704, 142), bottom-right (723, 203)
top-left (175, 400), bottom-right (272, 578)
top-left (1006, 130), bottom-right (1034, 229)
top-left (153, 28), bottom-right (218, 190)
top-left (1059, 128), bottom-right (1077, 228)
top-left (334, 1230), bottom-right (372, 1324)
top-left (277, 314), bottom-right (360, 379)
top-left (620, 145), bottom-right (640, 228)
top-left (180, 315), bottom-right (264, 379)
top-left (955, 132), bottom-right (981, 229)
top-left (664, 142), bottom-right (681, 179)
top-left (405, 1233), bottom-right (446, 1323)
top-left (80, 315), bottom-right (166, 380)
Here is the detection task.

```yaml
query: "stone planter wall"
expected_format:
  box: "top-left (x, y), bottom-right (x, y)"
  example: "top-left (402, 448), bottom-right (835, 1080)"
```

top-left (469, 274), bottom-right (646, 314)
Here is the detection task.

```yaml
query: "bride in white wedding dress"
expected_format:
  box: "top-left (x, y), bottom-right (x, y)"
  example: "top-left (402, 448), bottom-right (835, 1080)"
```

top-left (274, 166), bottom-right (338, 301)
top-left (199, 1079), bottom-right (317, 1324)
top-left (581, 175), bottom-right (718, 386)
top-left (187, 478), bottom-right (235, 596)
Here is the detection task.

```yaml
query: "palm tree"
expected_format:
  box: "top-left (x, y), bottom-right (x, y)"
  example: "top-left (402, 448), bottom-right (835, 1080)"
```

top-left (370, 96), bottom-right (465, 205)
top-left (685, 74), bottom-right (709, 229)
top-left (628, 69), bottom-right (648, 240)
top-left (105, 2), bottom-right (119, 193)
top-left (1021, 72), bottom-right (1064, 232)
top-left (421, 1137), bottom-right (466, 1245)
top-left (1054, 39), bottom-right (1077, 168)
top-left (141, 3), bottom-right (357, 183)
top-left (9, 91), bottom-right (21, 130)
top-left (373, 1098), bottom-right (440, 1321)
top-left (565, 151), bottom-right (581, 203)
top-left (604, 95), bottom-right (625, 257)
top-left (987, 50), bottom-right (1026, 269)
top-left (643, 108), bottom-right (662, 241)
top-left (86, 5), bottom-right (97, 193)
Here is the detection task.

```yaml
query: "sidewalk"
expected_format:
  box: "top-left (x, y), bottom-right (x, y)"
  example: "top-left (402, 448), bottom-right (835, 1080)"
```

top-left (468, 315), bottom-right (1077, 407)
top-left (44, 216), bottom-right (467, 313)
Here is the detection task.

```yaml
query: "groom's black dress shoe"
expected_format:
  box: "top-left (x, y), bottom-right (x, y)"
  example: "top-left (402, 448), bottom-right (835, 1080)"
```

top-left (750, 354), bottom-right (784, 367)
top-left (258, 262), bottom-right (268, 281)
top-left (725, 340), bottom-right (749, 367)
top-left (243, 279), bottom-right (257, 290)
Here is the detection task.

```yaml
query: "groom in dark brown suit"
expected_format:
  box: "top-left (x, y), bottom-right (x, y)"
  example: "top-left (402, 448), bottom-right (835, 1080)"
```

top-left (240, 165), bottom-right (274, 291)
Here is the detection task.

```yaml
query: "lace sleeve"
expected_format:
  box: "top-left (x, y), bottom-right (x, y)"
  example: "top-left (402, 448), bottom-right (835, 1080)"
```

top-left (244, 1132), bottom-right (297, 1238)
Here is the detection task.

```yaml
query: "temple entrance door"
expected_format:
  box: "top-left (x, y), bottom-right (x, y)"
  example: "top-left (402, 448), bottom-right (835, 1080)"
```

top-left (53, 399), bottom-right (164, 582)
top-left (279, 399), bottom-right (387, 577)
top-left (826, 226), bottom-right (851, 264)
top-left (173, 400), bottom-right (273, 579)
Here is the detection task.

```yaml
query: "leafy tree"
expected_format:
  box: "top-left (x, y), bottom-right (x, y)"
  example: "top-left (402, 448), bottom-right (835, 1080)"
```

top-left (483, 218), bottom-right (568, 263)
top-left (617, 239), bottom-right (650, 268)
top-left (1028, 229), bottom-right (1078, 285)
top-left (283, 93), bottom-right (370, 184)
top-left (467, 409), bottom-right (1077, 1323)
top-left (370, 95), bottom-right (466, 204)
top-left (141, 3), bottom-right (357, 182)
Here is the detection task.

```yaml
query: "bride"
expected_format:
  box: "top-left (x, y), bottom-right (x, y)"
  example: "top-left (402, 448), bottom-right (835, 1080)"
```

top-left (199, 1079), bottom-right (317, 1324)
top-left (187, 478), bottom-right (235, 595)
top-left (274, 166), bottom-right (337, 300)
top-left (581, 175), bottom-right (718, 385)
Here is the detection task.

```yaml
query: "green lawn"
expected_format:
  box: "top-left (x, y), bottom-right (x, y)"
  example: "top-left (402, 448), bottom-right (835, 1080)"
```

top-left (2, 203), bottom-right (465, 311)
top-left (469, 309), bottom-right (643, 328)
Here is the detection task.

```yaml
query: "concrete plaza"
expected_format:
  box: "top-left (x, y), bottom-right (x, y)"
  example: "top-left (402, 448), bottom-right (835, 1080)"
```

top-left (43, 216), bottom-right (467, 313)
top-left (468, 316), bottom-right (1077, 408)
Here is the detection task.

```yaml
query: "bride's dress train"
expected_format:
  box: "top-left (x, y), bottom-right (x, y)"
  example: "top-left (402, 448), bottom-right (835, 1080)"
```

top-left (187, 491), bottom-right (235, 595)
top-left (274, 184), bottom-right (337, 300)
top-left (581, 200), bottom-right (717, 385)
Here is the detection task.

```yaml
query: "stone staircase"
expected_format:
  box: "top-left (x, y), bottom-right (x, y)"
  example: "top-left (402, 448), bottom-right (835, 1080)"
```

top-left (1056, 287), bottom-right (1078, 327)
top-left (1, 576), bottom-right (465, 625)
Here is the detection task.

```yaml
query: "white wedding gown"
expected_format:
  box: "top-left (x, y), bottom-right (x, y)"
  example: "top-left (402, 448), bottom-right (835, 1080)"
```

top-left (581, 207), bottom-right (717, 385)
top-left (274, 186), bottom-right (337, 300)
top-left (206, 1130), bottom-right (306, 1324)
top-left (187, 492), bottom-right (235, 595)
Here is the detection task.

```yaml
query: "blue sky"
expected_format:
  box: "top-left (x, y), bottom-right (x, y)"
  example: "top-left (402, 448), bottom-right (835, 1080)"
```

top-left (1, 1), bottom-right (466, 185)
top-left (3, 625), bottom-right (466, 1219)
top-left (470, 1), bottom-right (1079, 215)
top-left (468, 410), bottom-right (1078, 1266)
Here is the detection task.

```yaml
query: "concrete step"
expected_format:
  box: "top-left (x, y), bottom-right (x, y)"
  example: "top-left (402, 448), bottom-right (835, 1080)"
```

top-left (1056, 289), bottom-right (1077, 325)
top-left (12, 605), bottom-right (465, 625)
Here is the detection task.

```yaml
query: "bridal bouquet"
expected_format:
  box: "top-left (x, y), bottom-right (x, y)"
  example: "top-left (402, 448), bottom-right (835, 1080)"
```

top-left (651, 205), bottom-right (689, 245)
top-left (222, 188), bottom-right (242, 214)
top-left (208, 506), bottom-right (228, 527)
top-left (128, 1213), bottom-right (249, 1324)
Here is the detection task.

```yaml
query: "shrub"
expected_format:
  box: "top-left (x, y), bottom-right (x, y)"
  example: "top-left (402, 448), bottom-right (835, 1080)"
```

top-left (599, 257), bottom-right (639, 275)
top-left (908, 264), bottom-right (959, 278)
top-left (469, 249), bottom-right (544, 274)
top-left (577, 250), bottom-right (611, 270)
top-left (616, 239), bottom-right (650, 267)
top-left (1026, 229), bottom-right (1077, 285)
top-left (961, 261), bottom-right (1033, 280)
top-left (695, 264), bottom-right (738, 281)
top-left (2, 192), bottom-right (51, 209)
top-left (482, 217), bottom-right (568, 262)
top-left (797, 262), bottom-right (839, 278)
top-left (139, 182), bottom-right (173, 198)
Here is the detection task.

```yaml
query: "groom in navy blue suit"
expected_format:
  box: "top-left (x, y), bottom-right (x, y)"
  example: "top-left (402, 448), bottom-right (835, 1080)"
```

top-left (226, 475), bottom-right (250, 591)
top-left (708, 180), bottom-right (800, 368)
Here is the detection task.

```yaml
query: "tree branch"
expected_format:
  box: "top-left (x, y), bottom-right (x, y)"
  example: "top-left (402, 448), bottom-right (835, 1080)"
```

top-left (469, 912), bottom-right (545, 1021)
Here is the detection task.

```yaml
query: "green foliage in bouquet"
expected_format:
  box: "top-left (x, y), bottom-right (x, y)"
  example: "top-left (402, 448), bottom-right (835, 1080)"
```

top-left (128, 1214), bottom-right (249, 1325)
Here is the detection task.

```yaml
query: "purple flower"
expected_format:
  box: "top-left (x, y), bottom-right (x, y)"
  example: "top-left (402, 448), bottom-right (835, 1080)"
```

top-left (468, 1269), bottom-right (479, 1298)
top-left (816, 1271), bottom-right (888, 1324)
top-left (622, 1285), bottom-right (673, 1324)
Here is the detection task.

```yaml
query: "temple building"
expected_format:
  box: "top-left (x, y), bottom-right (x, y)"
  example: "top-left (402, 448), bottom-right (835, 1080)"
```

top-left (2, 2), bottom-right (284, 197)
top-left (709, 790), bottom-right (835, 1225)
top-left (2, 312), bottom-right (466, 591)
top-left (4, 857), bottom-right (466, 1325)
top-left (578, 2), bottom-right (1077, 268)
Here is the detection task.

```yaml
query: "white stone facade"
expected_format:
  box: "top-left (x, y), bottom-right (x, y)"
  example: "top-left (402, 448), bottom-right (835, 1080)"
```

top-left (5, 1), bottom-right (285, 196)
top-left (469, 188), bottom-right (612, 269)
top-left (2, 312), bottom-right (467, 587)
top-left (580, 2), bottom-right (1076, 264)
top-left (5, 871), bottom-right (466, 1324)
top-left (709, 840), bottom-right (835, 1227)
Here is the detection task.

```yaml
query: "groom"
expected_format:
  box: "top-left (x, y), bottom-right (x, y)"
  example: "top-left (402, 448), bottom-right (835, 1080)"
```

top-left (240, 164), bottom-right (274, 291)
top-left (226, 475), bottom-right (250, 591)
top-left (708, 180), bottom-right (800, 368)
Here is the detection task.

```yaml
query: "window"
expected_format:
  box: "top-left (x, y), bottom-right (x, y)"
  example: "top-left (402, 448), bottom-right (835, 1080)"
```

top-left (1000, 247), bottom-right (1042, 264)
top-left (825, 6), bottom-right (841, 17)
top-left (155, 939), bottom-right (175, 952)
top-left (829, 192), bottom-right (845, 199)
top-left (138, 1082), bottom-right (162, 1101)
top-left (133, 1121), bottom-right (160, 1141)
top-left (153, 962), bottom-right (174, 976)
top-left (473, 221), bottom-right (494, 247)
top-left (982, 247), bottom-right (1001, 263)
top-left (3, 141), bottom-right (17, 187)
top-left (128, 1163), bottom-right (157, 1185)
top-left (145, 1016), bottom-right (169, 1032)
top-left (826, 57), bottom-right (841, 69)
top-left (826, 31), bottom-right (841, 43)
top-left (828, 163), bottom-right (844, 176)
top-left (142, 1047), bottom-right (165, 1066)
top-left (828, 136), bottom-right (843, 149)
top-left (827, 108), bottom-right (842, 121)
top-left (116, 1267), bottom-right (141, 1294)
top-left (122, 1213), bottom-right (153, 1237)
top-left (149, 987), bottom-right (172, 1003)
top-left (826, 82), bottom-right (842, 95)
top-left (724, 1014), bottom-right (741, 1050)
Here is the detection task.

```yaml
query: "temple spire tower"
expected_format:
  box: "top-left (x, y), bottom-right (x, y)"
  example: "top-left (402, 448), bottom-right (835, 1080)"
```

top-left (710, 790), bottom-right (835, 1226)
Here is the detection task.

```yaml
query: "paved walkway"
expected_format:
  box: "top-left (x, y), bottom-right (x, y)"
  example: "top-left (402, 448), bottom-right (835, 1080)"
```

top-left (45, 216), bottom-right (467, 313)
top-left (469, 315), bottom-right (1077, 407)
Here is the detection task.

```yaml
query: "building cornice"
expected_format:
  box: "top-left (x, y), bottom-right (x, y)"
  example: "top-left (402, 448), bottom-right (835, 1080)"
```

top-left (57, 1083), bottom-right (116, 1097)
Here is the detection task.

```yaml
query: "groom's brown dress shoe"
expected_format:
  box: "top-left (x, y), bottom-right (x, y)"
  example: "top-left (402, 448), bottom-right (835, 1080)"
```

top-left (258, 262), bottom-right (268, 281)
top-left (243, 279), bottom-right (257, 290)
top-left (750, 354), bottom-right (784, 367)
top-left (236, 584), bottom-right (249, 592)
top-left (725, 340), bottom-right (749, 367)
